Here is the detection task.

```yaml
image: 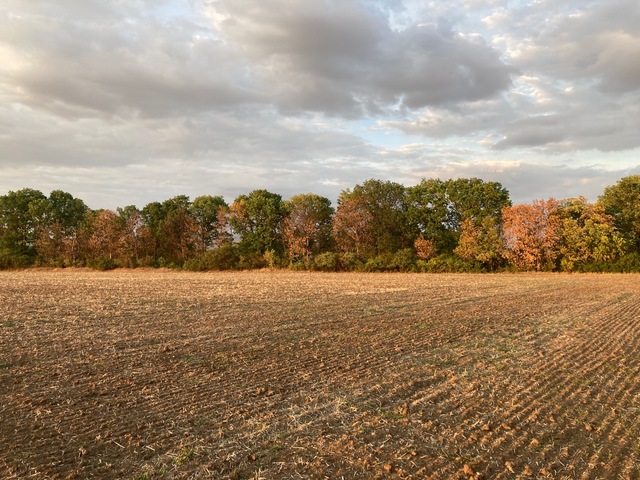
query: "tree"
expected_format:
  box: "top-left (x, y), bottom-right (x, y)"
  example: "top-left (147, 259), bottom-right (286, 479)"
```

top-left (337, 179), bottom-right (410, 257)
top-left (332, 197), bottom-right (374, 258)
top-left (558, 197), bottom-right (625, 271)
top-left (454, 216), bottom-right (506, 270)
top-left (406, 178), bottom-right (511, 253)
top-left (116, 205), bottom-right (152, 267)
top-left (414, 235), bottom-right (437, 261)
top-left (0, 188), bottom-right (49, 267)
top-left (36, 190), bottom-right (88, 266)
top-left (502, 199), bottom-right (562, 271)
top-left (600, 175), bottom-right (640, 253)
top-left (160, 207), bottom-right (198, 266)
top-left (83, 209), bottom-right (123, 266)
top-left (229, 189), bottom-right (286, 257)
top-left (406, 179), bottom-right (452, 250)
top-left (190, 195), bottom-right (228, 254)
top-left (141, 196), bottom-right (198, 266)
top-left (446, 178), bottom-right (511, 227)
top-left (282, 193), bottom-right (333, 263)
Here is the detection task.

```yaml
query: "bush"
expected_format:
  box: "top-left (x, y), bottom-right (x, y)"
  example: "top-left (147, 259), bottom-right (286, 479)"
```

top-left (263, 249), bottom-right (282, 269)
top-left (389, 248), bottom-right (417, 272)
top-left (339, 252), bottom-right (363, 271)
top-left (289, 259), bottom-right (310, 271)
top-left (0, 254), bottom-right (34, 269)
top-left (237, 253), bottom-right (267, 270)
top-left (363, 253), bottom-right (394, 272)
top-left (183, 244), bottom-right (239, 271)
top-left (313, 252), bottom-right (340, 271)
top-left (574, 253), bottom-right (640, 273)
top-left (87, 257), bottom-right (118, 271)
top-left (418, 254), bottom-right (481, 273)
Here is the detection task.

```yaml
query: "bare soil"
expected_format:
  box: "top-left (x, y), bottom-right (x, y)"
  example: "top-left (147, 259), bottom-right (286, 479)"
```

top-left (1, 270), bottom-right (640, 479)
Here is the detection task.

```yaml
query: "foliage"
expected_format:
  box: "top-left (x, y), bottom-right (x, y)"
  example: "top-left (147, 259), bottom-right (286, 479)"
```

top-left (414, 235), bottom-right (437, 260)
top-left (389, 248), bottom-right (417, 272)
top-left (599, 175), bottom-right (640, 253)
top-left (332, 197), bottom-right (373, 258)
top-left (502, 199), bottom-right (562, 271)
top-left (87, 256), bottom-right (118, 271)
top-left (558, 197), bottom-right (625, 272)
top-left (282, 193), bottom-right (333, 262)
top-left (406, 178), bottom-right (510, 253)
top-left (417, 254), bottom-right (481, 273)
top-left (190, 195), bottom-right (228, 253)
top-left (454, 216), bottom-right (505, 270)
top-left (1, 176), bottom-right (639, 272)
top-left (313, 252), bottom-right (340, 271)
top-left (183, 243), bottom-right (239, 271)
top-left (339, 179), bottom-right (411, 257)
top-left (229, 189), bottom-right (286, 257)
top-left (339, 252), bottom-right (363, 271)
top-left (0, 188), bottom-right (49, 266)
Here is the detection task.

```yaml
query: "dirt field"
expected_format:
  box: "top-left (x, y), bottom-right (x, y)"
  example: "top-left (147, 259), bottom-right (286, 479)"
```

top-left (1, 270), bottom-right (640, 479)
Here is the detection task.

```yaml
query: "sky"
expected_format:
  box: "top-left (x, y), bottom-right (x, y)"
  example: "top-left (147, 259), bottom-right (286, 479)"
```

top-left (1, 0), bottom-right (639, 209)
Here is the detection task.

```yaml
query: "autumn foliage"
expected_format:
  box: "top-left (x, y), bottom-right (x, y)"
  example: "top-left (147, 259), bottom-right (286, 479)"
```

top-left (501, 199), bottom-right (562, 271)
top-left (1, 175), bottom-right (639, 272)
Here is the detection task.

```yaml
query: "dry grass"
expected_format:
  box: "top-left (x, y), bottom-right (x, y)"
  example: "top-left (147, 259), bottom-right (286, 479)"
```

top-left (1, 270), bottom-right (640, 479)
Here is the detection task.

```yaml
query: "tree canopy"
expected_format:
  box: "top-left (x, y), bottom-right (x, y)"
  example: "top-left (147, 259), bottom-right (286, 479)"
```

top-left (1, 175), bottom-right (638, 272)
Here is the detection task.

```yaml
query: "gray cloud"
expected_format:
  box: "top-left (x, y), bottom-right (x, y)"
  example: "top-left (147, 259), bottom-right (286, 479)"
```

top-left (0, 1), bottom-right (259, 119)
top-left (0, 0), bottom-right (638, 210)
top-left (208, 0), bottom-right (514, 116)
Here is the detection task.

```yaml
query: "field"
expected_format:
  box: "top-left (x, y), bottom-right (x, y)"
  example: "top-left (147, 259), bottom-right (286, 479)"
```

top-left (1, 271), bottom-right (640, 479)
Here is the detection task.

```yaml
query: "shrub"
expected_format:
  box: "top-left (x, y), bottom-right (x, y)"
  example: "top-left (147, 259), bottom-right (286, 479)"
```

top-left (576, 253), bottom-right (640, 273)
top-left (389, 248), bottom-right (417, 272)
top-left (339, 252), bottom-right (363, 271)
top-left (313, 252), bottom-right (340, 271)
top-left (238, 253), bottom-right (267, 270)
top-left (418, 254), bottom-right (481, 273)
top-left (363, 253), bottom-right (394, 272)
top-left (87, 257), bottom-right (118, 271)
top-left (263, 249), bottom-right (281, 269)
top-left (183, 244), bottom-right (239, 271)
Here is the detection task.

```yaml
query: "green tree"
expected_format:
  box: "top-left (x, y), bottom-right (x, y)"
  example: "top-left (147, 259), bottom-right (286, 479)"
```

top-left (0, 188), bottom-right (49, 267)
top-left (600, 175), bottom-right (640, 253)
top-left (558, 197), bottom-right (625, 271)
top-left (190, 195), bottom-right (228, 253)
top-left (229, 189), bottom-right (286, 258)
top-left (338, 179), bottom-right (410, 257)
top-left (447, 178), bottom-right (511, 227)
top-left (406, 179), bottom-right (451, 250)
top-left (141, 196), bottom-right (197, 266)
top-left (406, 178), bottom-right (510, 252)
top-left (36, 190), bottom-right (88, 266)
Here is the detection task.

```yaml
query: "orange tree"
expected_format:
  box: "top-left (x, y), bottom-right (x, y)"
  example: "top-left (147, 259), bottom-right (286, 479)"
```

top-left (282, 193), bottom-right (333, 264)
top-left (502, 199), bottom-right (562, 271)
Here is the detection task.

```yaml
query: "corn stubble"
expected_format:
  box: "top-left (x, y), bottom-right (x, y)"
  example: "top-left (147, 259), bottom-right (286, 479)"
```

top-left (1, 270), bottom-right (640, 479)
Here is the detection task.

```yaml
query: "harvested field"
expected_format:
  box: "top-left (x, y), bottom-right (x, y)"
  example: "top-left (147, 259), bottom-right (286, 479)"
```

top-left (1, 270), bottom-right (640, 479)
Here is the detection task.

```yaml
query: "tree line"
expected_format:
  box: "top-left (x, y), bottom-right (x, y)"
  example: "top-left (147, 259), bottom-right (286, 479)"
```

top-left (1, 176), bottom-right (639, 272)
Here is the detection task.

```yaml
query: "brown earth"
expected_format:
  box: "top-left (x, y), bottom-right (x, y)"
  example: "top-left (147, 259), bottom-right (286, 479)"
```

top-left (1, 270), bottom-right (640, 479)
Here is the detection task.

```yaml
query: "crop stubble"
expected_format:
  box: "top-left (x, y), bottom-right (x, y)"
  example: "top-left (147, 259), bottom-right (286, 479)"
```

top-left (1, 270), bottom-right (640, 479)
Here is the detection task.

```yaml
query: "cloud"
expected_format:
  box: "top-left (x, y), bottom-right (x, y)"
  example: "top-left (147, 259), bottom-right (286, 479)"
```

top-left (0, 1), bottom-right (260, 119)
top-left (0, 0), bottom-right (638, 211)
top-left (207, 0), bottom-right (514, 116)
